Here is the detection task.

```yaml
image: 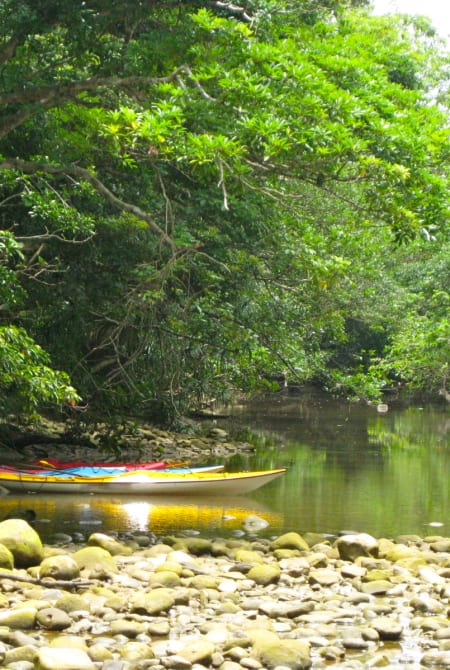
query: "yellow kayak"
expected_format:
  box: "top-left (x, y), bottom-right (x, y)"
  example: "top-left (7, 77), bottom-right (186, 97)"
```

top-left (0, 468), bottom-right (287, 496)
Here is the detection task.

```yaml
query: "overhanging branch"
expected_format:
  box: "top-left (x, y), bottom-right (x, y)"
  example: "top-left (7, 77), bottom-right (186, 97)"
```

top-left (0, 65), bottom-right (214, 139)
top-left (0, 159), bottom-right (176, 250)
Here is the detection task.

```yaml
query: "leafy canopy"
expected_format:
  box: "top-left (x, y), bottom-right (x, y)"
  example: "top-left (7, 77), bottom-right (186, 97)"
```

top-left (0, 0), bottom-right (448, 420)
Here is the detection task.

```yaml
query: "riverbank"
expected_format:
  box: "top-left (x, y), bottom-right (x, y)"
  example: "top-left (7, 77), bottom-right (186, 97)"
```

top-left (0, 417), bottom-right (249, 467)
top-left (0, 520), bottom-right (449, 669)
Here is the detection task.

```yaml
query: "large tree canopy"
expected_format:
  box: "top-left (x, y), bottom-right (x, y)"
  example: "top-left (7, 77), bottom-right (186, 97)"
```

top-left (0, 0), bottom-right (448, 421)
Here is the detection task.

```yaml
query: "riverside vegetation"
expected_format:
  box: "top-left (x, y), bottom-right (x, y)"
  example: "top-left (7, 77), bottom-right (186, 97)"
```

top-left (0, 0), bottom-right (449, 431)
top-left (0, 516), bottom-right (450, 669)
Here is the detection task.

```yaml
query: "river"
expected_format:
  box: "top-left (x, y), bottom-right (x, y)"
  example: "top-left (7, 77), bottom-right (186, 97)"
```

top-left (214, 394), bottom-right (450, 539)
top-left (1, 395), bottom-right (449, 542)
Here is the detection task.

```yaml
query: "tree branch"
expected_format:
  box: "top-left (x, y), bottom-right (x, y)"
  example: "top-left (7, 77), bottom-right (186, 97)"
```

top-left (0, 34), bottom-right (22, 68)
top-left (0, 159), bottom-right (176, 250)
top-left (212, 1), bottom-right (253, 23)
top-left (0, 65), bottom-right (214, 107)
top-left (0, 571), bottom-right (94, 590)
top-left (0, 65), bottom-right (214, 139)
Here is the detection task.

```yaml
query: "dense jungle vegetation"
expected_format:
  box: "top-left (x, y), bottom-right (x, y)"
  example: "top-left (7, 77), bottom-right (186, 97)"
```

top-left (0, 0), bottom-right (449, 427)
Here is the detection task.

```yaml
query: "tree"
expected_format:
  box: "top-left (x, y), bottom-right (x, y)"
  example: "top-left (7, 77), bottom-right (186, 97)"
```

top-left (0, 0), bottom-right (448, 421)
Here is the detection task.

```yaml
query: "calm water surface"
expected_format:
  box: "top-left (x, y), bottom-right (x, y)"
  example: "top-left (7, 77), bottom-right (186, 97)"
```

top-left (218, 395), bottom-right (450, 539)
top-left (1, 396), bottom-right (449, 541)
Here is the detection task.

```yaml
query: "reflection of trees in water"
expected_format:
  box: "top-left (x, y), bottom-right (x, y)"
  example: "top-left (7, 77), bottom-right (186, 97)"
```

top-left (211, 398), bottom-right (450, 537)
top-left (219, 396), bottom-right (384, 473)
top-left (217, 397), bottom-right (449, 479)
top-left (368, 407), bottom-right (450, 452)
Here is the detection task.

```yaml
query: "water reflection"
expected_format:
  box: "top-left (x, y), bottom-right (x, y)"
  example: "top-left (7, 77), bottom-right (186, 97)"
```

top-left (214, 396), bottom-right (450, 539)
top-left (0, 493), bottom-right (283, 542)
top-left (0, 397), bottom-right (448, 541)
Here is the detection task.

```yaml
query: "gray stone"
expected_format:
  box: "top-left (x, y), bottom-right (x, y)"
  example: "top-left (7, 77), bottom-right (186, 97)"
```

top-left (370, 616), bottom-right (403, 640)
top-left (336, 533), bottom-right (378, 561)
top-left (357, 579), bottom-right (393, 595)
top-left (421, 651), bottom-right (450, 667)
top-left (162, 654), bottom-right (193, 669)
top-left (109, 619), bottom-right (147, 637)
top-left (130, 587), bottom-right (175, 614)
top-left (258, 600), bottom-right (314, 619)
top-left (410, 594), bottom-right (444, 614)
top-left (308, 568), bottom-right (340, 587)
top-left (430, 539), bottom-right (450, 553)
top-left (36, 607), bottom-right (72, 631)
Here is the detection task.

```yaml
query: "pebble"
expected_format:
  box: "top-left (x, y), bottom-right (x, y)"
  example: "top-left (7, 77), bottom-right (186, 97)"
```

top-left (0, 521), bottom-right (449, 668)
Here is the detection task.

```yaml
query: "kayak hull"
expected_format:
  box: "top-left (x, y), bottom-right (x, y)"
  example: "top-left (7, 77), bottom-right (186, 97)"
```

top-left (0, 468), bottom-right (286, 496)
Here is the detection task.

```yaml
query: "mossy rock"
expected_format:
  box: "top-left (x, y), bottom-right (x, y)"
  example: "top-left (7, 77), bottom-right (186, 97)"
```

top-left (0, 520), bottom-right (43, 567)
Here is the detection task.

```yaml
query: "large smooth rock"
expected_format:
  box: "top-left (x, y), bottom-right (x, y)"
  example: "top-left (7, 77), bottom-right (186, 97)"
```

top-left (39, 554), bottom-right (80, 580)
top-left (36, 607), bottom-right (72, 631)
top-left (36, 647), bottom-right (96, 670)
top-left (270, 532), bottom-right (309, 552)
top-left (0, 542), bottom-right (14, 569)
top-left (55, 592), bottom-right (90, 613)
top-left (87, 532), bottom-right (132, 556)
top-left (253, 639), bottom-right (312, 669)
top-left (179, 639), bottom-right (216, 664)
top-left (247, 564), bottom-right (281, 585)
top-left (130, 587), bottom-right (175, 614)
top-left (72, 546), bottom-right (118, 576)
top-left (119, 641), bottom-right (154, 663)
top-left (335, 533), bottom-right (378, 561)
top-left (371, 616), bottom-right (403, 640)
top-left (149, 569), bottom-right (181, 587)
top-left (0, 520), bottom-right (43, 567)
top-left (0, 607), bottom-right (37, 629)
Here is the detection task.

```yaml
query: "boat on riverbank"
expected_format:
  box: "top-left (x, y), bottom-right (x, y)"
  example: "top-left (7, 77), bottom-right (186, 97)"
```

top-left (0, 467), bottom-right (287, 495)
top-left (29, 457), bottom-right (187, 471)
top-left (0, 464), bottom-right (224, 478)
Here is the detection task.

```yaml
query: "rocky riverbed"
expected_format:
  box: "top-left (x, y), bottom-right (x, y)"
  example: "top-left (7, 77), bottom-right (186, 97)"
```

top-left (0, 519), bottom-right (449, 669)
top-left (0, 419), bottom-right (250, 467)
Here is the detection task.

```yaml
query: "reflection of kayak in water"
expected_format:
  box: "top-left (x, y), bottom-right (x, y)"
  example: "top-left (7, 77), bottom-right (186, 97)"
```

top-left (0, 494), bottom-right (284, 537)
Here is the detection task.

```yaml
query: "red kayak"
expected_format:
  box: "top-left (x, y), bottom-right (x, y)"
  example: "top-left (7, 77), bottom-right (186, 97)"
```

top-left (30, 457), bottom-right (187, 471)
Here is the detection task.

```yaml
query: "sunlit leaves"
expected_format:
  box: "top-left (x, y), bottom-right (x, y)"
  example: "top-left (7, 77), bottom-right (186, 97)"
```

top-left (0, 0), bottom-right (448, 421)
top-left (0, 326), bottom-right (79, 417)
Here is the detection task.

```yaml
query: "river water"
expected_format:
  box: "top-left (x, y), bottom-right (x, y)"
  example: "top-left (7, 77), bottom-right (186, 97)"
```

top-left (1, 396), bottom-right (449, 542)
top-left (214, 395), bottom-right (450, 539)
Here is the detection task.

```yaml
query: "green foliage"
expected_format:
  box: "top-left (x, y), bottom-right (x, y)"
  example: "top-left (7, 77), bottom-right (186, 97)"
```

top-left (0, 326), bottom-right (79, 418)
top-left (0, 0), bottom-right (448, 422)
